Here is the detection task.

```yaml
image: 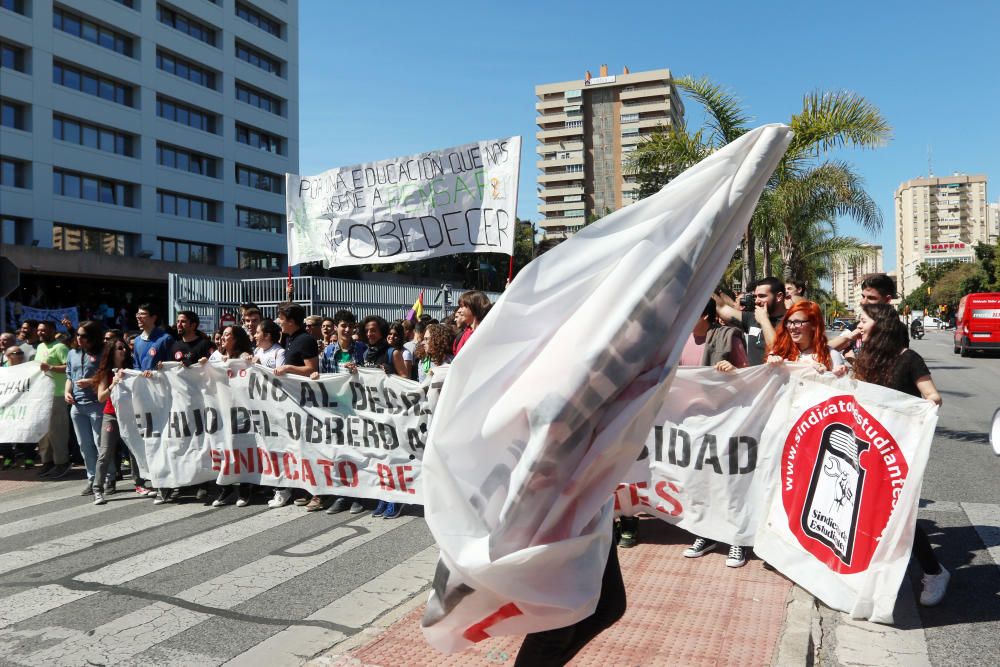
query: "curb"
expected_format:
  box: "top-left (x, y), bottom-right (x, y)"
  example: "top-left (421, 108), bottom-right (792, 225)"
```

top-left (773, 584), bottom-right (818, 666)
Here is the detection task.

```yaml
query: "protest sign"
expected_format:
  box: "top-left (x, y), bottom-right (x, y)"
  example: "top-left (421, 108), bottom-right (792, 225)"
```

top-left (614, 364), bottom-right (794, 547)
top-left (113, 362), bottom-right (444, 502)
top-left (419, 124), bottom-right (793, 653)
top-left (752, 371), bottom-right (937, 623)
top-left (0, 362), bottom-right (55, 443)
top-left (286, 137), bottom-right (521, 267)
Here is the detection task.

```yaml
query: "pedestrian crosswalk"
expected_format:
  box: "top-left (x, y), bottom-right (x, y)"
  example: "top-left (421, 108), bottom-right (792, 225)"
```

top-left (0, 482), bottom-right (438, 666)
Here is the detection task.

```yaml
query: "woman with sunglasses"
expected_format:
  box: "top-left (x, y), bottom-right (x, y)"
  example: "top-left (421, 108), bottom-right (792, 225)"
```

top-left (766, 301), bottom-right (846, 375)
top-left (92, 336), bottom-right (135, 505)
top-left (66, 320), bottom-right (106, 496)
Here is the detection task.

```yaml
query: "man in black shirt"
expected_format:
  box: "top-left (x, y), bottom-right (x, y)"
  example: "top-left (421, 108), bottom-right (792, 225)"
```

top-left (169, 311), bottom-right (214, 366)
top-left (714, 277), bottom-right (786, 366)
top-left (271, 303), bottom-right (319, 509)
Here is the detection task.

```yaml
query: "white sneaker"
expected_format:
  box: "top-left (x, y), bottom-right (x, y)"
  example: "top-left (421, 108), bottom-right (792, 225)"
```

top-left (920, 566), bottom-right (950, 606)
top-left (267, 489), bottom-right (292, 508)
top-left (236, 497), bottom-right (249, 507)
top-left (195, 487), bottom-right (209, 501)
top-left (683, 538), bottom-right (718, 558)
top-left (725, 545), bottom-right (747, 568)
top-left (93, 491), bottom-right (106, 506)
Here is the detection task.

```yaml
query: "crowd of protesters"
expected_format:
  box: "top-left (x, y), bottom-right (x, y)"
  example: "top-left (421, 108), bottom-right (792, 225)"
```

top-left (1, 274), bottom-right (949, 608)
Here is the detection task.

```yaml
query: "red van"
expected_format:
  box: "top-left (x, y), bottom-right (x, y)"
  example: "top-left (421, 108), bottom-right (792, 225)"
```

top-left (954, 292), bottom-right (1000, 356)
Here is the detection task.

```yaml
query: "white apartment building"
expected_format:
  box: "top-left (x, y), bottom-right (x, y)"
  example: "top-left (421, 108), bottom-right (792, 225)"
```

top-left (893, 174), bottom-right (988, 297)
top-left (830, 244), bottom-right (884, 307)
top-left (534, 65), bottom-right (683, 239)
top-left (1, 0), bottom-right (298, 302)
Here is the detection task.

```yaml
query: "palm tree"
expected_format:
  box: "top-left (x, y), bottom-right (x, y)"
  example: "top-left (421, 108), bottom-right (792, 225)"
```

top-left (626, 77), bottom-right (891, 289)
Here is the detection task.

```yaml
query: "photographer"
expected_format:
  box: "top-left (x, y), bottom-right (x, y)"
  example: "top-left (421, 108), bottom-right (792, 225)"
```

top-left (712, 277), bottom-right (786, 366)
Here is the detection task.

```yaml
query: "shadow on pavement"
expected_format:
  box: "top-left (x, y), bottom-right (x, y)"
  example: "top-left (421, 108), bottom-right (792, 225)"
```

top-left (934, 426), bottom-right (990, 445)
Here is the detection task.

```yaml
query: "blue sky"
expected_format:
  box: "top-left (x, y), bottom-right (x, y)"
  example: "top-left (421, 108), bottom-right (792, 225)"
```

top-left (298, 0), bottom-right (1000, 271)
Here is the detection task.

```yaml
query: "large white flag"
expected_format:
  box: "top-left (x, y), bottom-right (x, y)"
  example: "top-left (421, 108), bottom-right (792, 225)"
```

top-left (286, 137), bottom-right (521, 267)
top-left (0, 362), bottom-right (55, 443)
top-left (420, 124), bottom-right (792, 653)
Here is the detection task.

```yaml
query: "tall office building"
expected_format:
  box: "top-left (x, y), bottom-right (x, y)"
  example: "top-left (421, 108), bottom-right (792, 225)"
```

top-left (1, 0), bottom-right (297, 304)
top-left (830, 244), bottom-right (884, 307)
top-left (534, 64), bottom-right (683, 239)
top-left (893, 174), bottom-right (988, 297)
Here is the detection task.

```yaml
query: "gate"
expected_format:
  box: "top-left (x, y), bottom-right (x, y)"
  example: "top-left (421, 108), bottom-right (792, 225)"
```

top-left (169, 274), bottom-right (501, 332)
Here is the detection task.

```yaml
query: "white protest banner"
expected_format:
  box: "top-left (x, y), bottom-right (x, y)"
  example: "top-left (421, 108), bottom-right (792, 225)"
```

top-left (614, 364), bottom-right (796, 547)
top-left (0, 362), bottom-right (55, 443)
top-left (420, 124), bottom-right (792, 653)
top-left (752, 371), bottom-right (937, 623)
top-left (113, 362), bottom-right (444, 502)
top-left (286, 137), bottom-right (521, 267)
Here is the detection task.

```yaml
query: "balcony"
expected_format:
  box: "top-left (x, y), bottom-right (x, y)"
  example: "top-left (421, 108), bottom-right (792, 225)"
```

top-left (539, 201), bottom-right (586, 213)
top-left (537, 126), bottom-right (584, 141)
top-left (537, 185), bottom-right (585, 198)
top-left (620, 85), bottom-right (671, 101)
top-left (636, 116), bottom-right (671, 130)
top-left (537, 140), bottom-right (584, 154)
top-left (535, 98), bottom-right (566, 111)
top-left (536, 112), bottom-right (570, 126)
top-left (620, 101), bottom-right (671, 115)
top-left (536, 154), bottom-right (584, 169)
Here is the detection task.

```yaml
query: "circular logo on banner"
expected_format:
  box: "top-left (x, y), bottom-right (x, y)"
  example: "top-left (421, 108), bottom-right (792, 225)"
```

top-left (174, 350), bottom-right (184, 361)
top-left (780, 395), bottom-right (908, 575)
top-left (148, 347), bottom-right (156, 357)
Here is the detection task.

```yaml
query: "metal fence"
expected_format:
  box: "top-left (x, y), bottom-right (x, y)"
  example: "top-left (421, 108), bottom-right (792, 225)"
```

top-left (168, 273), bottom-right (501, 332)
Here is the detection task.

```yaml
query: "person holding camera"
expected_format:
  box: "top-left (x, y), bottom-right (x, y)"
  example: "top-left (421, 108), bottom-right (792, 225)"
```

top-left (712, 277), bottom-right (787, 366)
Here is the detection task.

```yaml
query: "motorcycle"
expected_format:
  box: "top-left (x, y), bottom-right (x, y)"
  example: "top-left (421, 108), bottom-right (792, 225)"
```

top-left (910, 320), bottom-right (924, 340)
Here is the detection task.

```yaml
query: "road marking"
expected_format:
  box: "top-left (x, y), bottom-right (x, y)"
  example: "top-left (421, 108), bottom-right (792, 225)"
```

top-left (224, 545), bottom-right (438, 666)
top-left (0, 483), bottom-right (83, 516)
top-left (962, 502), bottom-right (1000, 567)
top-left (0, 504), bottom-right (198, 576)
top-left (19, 516), bottom-right (416, 666)
top-left (2, 499), bottom-right (143, 538)
top-left (917, 499), bottom-right (962, 513)
top-left (0, 585), bottom-right (93, 631)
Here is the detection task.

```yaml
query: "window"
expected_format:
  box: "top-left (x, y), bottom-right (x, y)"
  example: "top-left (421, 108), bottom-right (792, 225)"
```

top-left (236, 122), bottom-right (283, 154)
top-left (156, 95), bottom-right (218, 133)
top-left (53, 168), bottom-right (136, 207)
top-left (1, 157), bottom-right (28, 188)
top-left (1, 99), bottom-right (27, 130)
top-left (235, 40), bottom-right (282, 76)
top-left (156, 3), bottom-right (217, 46)
top-left (156, 143), bottom-right (218, 177)
top-left (235, 81), bottom-right (283, 115)
top-left (621, 127), bottom-right (640, 137)
top-left (237, 206), bottom-right (283, 233)
top-left (53, 61), bottom-right (135, 107)
top-left (564, 120), bottom-right (582, 128)
top-left (157, 49), bottom-right (217, 89)
top-left (236, 2), bottom-right (283, 38)
top-left (112, 0), bottom-right (136, 8)
top-left (565, 164), bottom-right (583, 173)
top-left (1, 0), bottom-right (26, 15)
top-left (235, 164), bottom-right (283, 194)
top-left (53, 115), bottom-right (136, 157)
top-left (238, 248), bottom-right (283, 271)
top-left (1, 41), bottom-right (27, 72)
top-left (157, 190), bottom-right (219, 221)
top-left (53, 8), bottom-right (135, 57)
top-left (159, 237), bottom-right (218, 265)
top-left (53, 223), bottom-right (130, 255)
top-left (620, 113), bottom-right (639, 123)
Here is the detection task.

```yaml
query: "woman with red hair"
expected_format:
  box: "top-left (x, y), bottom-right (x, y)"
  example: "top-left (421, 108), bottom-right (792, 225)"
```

top-left (767, 300), bottom-right (846, 374)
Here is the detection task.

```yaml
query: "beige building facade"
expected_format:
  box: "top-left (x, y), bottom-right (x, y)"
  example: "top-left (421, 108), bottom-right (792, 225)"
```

top-left (831, 244), bottom-right (884, 307)
top-left (534, 65), bottom-right (683, 238)
top-left (894, 174), bottom-right (989, 297)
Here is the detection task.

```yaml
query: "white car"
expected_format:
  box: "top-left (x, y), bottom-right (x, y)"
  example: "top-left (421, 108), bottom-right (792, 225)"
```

top-left (921, 316), bottom-right (946, 329)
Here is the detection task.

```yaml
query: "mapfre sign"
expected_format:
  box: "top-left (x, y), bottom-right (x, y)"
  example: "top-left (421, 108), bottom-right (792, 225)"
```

top-left (924, 242), bottom-right (966, 252)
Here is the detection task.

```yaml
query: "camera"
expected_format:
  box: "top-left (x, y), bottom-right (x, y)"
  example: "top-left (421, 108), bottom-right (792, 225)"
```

top-left (740, 293), bottom-right (756, 310)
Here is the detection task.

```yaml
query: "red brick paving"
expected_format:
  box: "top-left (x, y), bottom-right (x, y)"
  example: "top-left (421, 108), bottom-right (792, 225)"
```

top-left (340, 518), bottom-right (791, 666)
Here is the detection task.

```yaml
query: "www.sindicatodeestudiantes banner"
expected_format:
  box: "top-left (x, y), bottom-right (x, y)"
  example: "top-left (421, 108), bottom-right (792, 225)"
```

top-left (112, 362), bottom-right (446, 503)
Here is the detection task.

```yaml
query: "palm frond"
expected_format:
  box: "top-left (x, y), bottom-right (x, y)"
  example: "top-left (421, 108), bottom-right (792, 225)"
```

top-left (790, 91), bottom-right (892, 155)
top-left (677, 76), bottom-right (750, 146)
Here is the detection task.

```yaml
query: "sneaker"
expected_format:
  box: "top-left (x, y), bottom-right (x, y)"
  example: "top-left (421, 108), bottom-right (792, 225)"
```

top-left (349, 500), bottom-right (365, 514)
top-left (267, 489), bottom-right (292, 508)
top-left (134, 485), bottom-right (145, 495)
top-left (920, 566), bottom-right (950, 606)
top-left (195, 487), bottom-right (209, 501)
top-left (50, 463), bottom-right (73, 480)
top-left (93, 491), bottom-right (106, 506)
top-left (618, 517), bottom-right (639, 548)
top-left (140, 486), bottom-right (158, 497)
top-left (305, 496), bottom-right (327, 512)
top-left (36, 462), bottom-right (55, 478)
top-left (80, 482), bottom-right (94, 496)
top-left (22, 458), bottom-right (34, 470)
top-left (683, 538), bottom-right (718, 558)
top-left (325, 497), bottom-right (350, 514)
top-left (236, 496), bottom-right (250, 507)
top-left (383, 502), bottom-right (403, 519)
top-left (293, 496), bottom-right (311, 506)
top-left (726, 545), bottom-right (747, 568)
top-left (212, 488), bottom-right (237, 507)
top-left (104, 480), bottom-right (117, 496)
top-left (2, 457), bottom-right (12, 470)
top-left (153, 489), bottom-right (174, 505)
top-left (371, 500), bottom-right (387, 517)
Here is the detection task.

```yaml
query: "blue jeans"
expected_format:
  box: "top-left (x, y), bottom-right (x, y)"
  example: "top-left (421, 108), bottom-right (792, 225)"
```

top-left (70, 403), bottom-right (103, 481)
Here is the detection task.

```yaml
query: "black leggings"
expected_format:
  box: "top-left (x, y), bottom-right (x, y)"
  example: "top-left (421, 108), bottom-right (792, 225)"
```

top-left (913, 524), bottom-right (941, 575)
top-left (514, 540), bottom-right (626, 666)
